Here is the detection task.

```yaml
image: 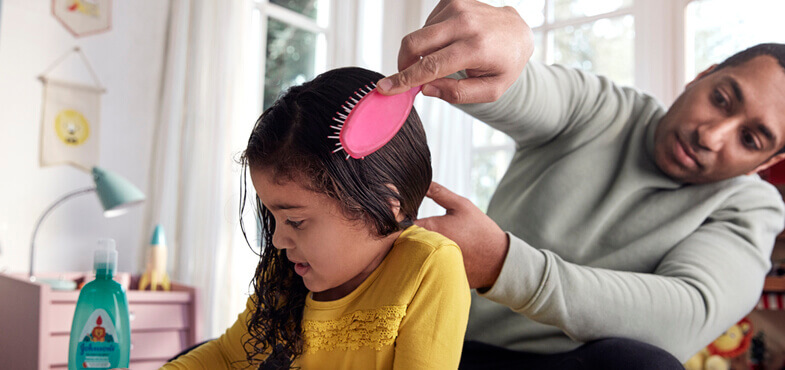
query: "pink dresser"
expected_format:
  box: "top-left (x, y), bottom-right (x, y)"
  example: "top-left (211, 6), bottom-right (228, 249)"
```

top-left (0, 273), bottom-right (202, 370)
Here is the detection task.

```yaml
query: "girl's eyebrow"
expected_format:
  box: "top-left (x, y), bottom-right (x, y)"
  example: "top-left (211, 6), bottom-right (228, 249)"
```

top-left (267, 203), bottom-right (305, 211)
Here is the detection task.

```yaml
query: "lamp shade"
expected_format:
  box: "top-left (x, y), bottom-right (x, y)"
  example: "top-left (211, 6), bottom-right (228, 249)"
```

top-left (92, 166), bottom-right (145, 217)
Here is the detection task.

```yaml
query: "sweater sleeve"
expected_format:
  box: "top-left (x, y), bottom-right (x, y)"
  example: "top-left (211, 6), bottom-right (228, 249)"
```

top-left (453, 61), bottom-right (629, 148)
top-left (161, 297), bottom-right (259, 369)
top-left (393, 244), bottom-right (471, 370)
top-left (480, 181), bottom-right (784, 362)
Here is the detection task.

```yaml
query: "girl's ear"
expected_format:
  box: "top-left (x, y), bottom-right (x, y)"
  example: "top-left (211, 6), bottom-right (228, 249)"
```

top-left (385, 184), bottom-right (403, 222)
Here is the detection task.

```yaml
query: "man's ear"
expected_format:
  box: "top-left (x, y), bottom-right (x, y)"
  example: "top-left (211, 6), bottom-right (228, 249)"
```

top-left (749, 152), bottom-right (785, 175)
top-left (686, 63), bottom-right (718, 89)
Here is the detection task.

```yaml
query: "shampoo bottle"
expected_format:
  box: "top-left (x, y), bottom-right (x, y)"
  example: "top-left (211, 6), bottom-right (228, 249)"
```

top-left (68, 239), bottom-right (131, 369)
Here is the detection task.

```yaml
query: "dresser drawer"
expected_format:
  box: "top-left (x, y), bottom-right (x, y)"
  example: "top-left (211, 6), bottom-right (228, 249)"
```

top-left (52, 359), bottom-right (168, 369)
top-left (48, 330), bottom-right (188, 366)
top-left (48, 301), bottom-right (190, 334)
top-left (0, 274), bottom-right (201, 370)
top-left (128, 303), bottom-right (190, 330)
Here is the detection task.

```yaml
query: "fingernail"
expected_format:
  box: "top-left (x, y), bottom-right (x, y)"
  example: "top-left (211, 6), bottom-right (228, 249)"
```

top-left (378, 78), bottom-right (393, 92)
top-left (422, 84), bottom-right (440, 98)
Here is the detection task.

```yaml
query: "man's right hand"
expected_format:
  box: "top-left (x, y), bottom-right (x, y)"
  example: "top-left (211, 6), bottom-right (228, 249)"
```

top-left (377, 0), bottom-right (533, 104)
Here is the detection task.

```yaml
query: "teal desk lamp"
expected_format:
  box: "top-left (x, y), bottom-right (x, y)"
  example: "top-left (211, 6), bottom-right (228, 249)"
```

top-left (29, 166), bottom-right (145, 285)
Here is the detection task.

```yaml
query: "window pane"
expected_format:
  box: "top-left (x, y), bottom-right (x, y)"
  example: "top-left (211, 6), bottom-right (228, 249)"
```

top-left (551, 0), bottom-right (633, 21)
top-left (687, 0), bottom-right (785, 77)
top-left (264, 18), bottom-right (318, 110)
top-left (484, 0), bottom-right (545, 28)
top-left (552, 15), bottom-right (634, 86)
top-left (270, 0), bottom-right (322, 21)
top-left (471, 150), bottom-right (513, 212)
top-left (532, 31), bottom-right (544, 63)
top-left (472, 119), bottom-right (513, 147)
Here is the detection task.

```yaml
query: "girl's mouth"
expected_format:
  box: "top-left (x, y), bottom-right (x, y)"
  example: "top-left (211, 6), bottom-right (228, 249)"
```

top-left (294, 262), bottom-right (311, 276)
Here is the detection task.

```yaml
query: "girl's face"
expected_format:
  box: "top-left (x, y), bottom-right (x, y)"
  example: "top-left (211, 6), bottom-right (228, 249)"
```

top-left (251, 168), bottom-right (401, 301)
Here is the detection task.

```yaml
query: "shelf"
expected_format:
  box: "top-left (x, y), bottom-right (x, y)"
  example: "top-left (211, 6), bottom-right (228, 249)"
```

top-left (764, 276), bottom-right (785, 293)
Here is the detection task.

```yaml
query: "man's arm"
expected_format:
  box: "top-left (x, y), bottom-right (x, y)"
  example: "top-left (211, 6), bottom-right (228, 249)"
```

top-left (453, 61), bottom-right (630, 148)
top-left (417, 180), bottom-right (784, 361)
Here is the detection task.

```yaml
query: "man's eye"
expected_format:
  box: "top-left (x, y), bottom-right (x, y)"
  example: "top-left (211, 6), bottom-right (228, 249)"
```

top-left (741, 130), bottom-right (760, 150)
top-left (285, 219), bottom-right (304, 229)
top-left (712, 89), bottom-right (728, 108)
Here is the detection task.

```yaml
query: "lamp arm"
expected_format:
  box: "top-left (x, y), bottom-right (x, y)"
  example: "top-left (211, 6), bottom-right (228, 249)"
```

top-left (29, 187), bottom-right (97, 279)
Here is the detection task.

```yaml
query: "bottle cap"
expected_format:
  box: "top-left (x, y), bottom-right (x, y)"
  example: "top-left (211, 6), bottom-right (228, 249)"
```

top-left (94, 238), bottom-right (117, 274)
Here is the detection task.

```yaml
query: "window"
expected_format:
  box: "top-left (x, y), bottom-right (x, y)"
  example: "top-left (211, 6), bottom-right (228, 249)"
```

top-left (685, 0), bottom-right (785, 78)
top-left (251, 0), bottom-right (330, 112)
top-left (472, 0), bottom-right (635, 211)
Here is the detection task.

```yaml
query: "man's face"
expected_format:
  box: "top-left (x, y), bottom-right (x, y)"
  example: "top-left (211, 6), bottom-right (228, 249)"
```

top-left (654, 55), bottom-right (785, 184)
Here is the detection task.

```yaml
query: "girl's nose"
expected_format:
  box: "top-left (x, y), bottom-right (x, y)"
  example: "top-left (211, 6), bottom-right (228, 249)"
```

top-left (271, 228), bottom-right (292, 250)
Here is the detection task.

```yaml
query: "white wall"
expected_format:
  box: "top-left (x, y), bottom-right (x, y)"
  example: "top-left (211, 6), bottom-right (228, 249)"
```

top-left (0, 0), bottom-right (168, 275)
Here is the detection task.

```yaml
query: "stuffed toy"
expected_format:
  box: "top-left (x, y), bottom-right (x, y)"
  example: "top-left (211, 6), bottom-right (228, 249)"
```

top-left (684, 318), bottom-right (753, 370)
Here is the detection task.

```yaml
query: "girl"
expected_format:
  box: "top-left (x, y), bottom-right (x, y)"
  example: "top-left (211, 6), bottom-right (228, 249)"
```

top-left (163, 67), bottom-right (470, 369)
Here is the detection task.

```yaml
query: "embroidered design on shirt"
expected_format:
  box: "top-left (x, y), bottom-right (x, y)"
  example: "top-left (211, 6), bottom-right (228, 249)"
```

top-left (302, 305), bottom-right (407, 353)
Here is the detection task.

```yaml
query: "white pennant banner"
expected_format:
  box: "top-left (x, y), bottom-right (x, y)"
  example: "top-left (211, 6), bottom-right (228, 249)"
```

top-left (40, 79), bottom-right (103, 170)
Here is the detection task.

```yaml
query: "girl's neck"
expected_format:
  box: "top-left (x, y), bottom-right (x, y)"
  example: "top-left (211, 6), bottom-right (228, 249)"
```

top-left (311, 229), bottom-right (404, 301)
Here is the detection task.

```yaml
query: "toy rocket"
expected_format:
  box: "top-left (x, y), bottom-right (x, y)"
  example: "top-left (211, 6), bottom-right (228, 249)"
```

top-left (139, 224), bottom-right (171, 291)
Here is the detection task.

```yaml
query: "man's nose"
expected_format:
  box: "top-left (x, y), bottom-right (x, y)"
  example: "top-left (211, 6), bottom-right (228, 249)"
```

top-left (697, 118), bottom-right (739, 152)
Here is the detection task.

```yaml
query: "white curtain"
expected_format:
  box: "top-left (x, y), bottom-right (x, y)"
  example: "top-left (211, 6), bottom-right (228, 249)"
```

top-left (142, 0), bottom-right (257, 338)
top-left (413, 0), bottom-right (475, 218)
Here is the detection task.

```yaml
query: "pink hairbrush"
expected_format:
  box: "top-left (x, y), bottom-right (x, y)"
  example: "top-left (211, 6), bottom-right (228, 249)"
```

top-left (330, 84), bottom-right (422, 159)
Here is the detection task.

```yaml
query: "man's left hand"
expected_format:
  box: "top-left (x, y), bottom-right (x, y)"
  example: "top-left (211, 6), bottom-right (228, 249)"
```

top-left (415, 182), bottom-right (509, 289)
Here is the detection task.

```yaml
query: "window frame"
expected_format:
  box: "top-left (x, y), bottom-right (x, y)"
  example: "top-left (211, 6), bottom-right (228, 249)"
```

top-left (250, 0), bottom-right (338, 114)
top-left (468, 0), bottom-right (700, 211)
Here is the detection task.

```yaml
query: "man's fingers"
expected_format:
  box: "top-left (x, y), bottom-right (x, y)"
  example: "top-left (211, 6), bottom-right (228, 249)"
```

top-left (413, 216), bottom-right (437, 231)
top-left (425, 181), bottom-right (469, 212)
top-left (423, 75), bottom-right (508, 104)
top-left (380, 42), bottom-right (473, 96)
top-left (397, 18), bottom-right (463, 73)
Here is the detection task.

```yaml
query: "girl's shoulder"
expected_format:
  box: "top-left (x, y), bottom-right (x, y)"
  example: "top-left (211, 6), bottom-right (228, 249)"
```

top-left (382, 225), bottom-right (464, 280)
top-left (393, 225), bottom-right (461, 259)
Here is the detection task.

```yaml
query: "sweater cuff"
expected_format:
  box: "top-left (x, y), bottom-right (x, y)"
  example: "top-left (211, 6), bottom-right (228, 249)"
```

top-left (477, 232), bottom-right (548, 311)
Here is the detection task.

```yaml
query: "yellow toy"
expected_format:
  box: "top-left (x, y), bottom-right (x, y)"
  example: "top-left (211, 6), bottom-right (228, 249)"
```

top-left (684, 318), bottom-right (753, 370)
top-left (138, 224), bottom-right (171, 291)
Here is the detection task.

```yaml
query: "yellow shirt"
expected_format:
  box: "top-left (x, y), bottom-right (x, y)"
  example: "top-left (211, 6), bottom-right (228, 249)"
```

top-left (163, 225), bottom-right (470, 369)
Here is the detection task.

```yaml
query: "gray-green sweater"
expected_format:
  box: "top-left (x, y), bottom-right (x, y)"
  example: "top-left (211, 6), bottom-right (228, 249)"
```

top-left (455, 61), bottom-right (785, 361)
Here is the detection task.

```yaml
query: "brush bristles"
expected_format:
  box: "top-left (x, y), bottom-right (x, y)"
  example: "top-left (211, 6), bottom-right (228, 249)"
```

top-left (328, 81), bottom-right (378, 159)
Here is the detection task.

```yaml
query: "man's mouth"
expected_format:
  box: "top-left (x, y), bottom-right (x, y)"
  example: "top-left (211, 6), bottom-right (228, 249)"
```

top-left (675, 135), bottom-right (702, 169)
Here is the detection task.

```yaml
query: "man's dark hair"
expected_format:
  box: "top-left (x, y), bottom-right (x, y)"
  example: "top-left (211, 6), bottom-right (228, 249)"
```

top-left (714, 43), bottom-right (785, 74)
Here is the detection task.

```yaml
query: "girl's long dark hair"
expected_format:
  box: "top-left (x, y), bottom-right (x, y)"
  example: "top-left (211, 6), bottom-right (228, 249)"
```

top-left (238, 67), bottom-right (431, 368)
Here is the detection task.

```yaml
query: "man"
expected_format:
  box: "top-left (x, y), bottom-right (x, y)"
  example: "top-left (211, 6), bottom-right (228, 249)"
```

top-left (377, 1), bottom-right (785, 369)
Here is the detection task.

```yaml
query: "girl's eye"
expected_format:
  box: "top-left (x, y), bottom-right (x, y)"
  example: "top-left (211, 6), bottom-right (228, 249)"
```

top-left (285, 219), bottom-right (304, 229)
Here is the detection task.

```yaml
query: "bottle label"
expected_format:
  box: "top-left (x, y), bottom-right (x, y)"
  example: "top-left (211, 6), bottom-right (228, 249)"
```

top-left (75, 309), bottom-right (121, 368)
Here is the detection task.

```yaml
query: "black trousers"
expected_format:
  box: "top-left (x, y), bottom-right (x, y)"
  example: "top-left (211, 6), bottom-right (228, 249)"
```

top-left (459, 339), bottom-right (684, 370)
